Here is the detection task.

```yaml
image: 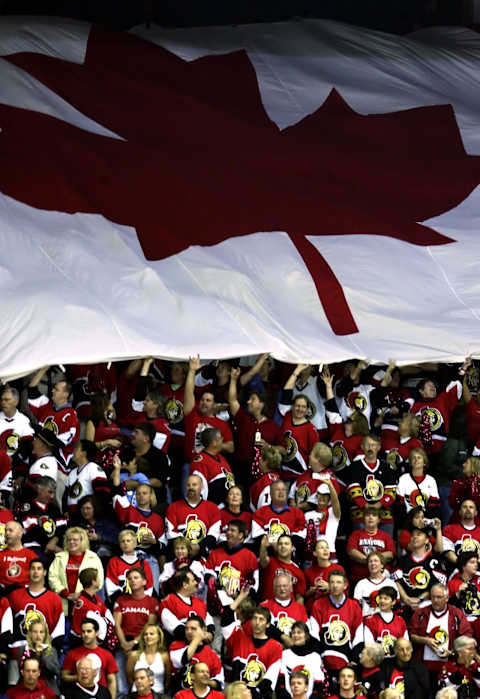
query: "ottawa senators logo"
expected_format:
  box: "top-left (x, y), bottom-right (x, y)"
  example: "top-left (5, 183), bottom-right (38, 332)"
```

top-left (347, 391), bottom-right (367, 412)
top-left (69, 481), bottom-right (83, 498)
top-left (295, 482), bottom-right (311, 504)
top-left (39, 516), bottom-right (56, 538)
top-left (222, 468), bottom-right (235, 490)
top-left (386, 450), bottom-right (401, 469)
top-left (332, 442), bottom-right (348, 471)
top-left (43, 417), bottom-right (59, 435)
top-left (369, 589), bottom-right (381, 610)
top-left (277, 612), bottom-right (294, 635)
top-left (185, 515), bottom-right (206, 543)
top-left (409, 489), bottom-right (426, 509)
top-left (429, 626), bottom-right (448, 647)
top-left (291, 664), bottom-right (310, 681)
top-left (7, 563), bottom-right (21, 578)
top-left (408, 566), bottom-right (430, 590)
top-left (284, 431), bottom-right (298, 462)
top-left (464, 587), bottom-right (480, 615)
top-left (363, 475), bottom-right (384, 502)
top-left (324, 615), bottom-right (350, 645)
top-left (268, 519), bottom-right (290, 543)
top-left (0, 429), bottom-right (20, 454)
top-left (380, 630), bottom-right (396, 657)
top-left (136, 525), bottom-right (154, 544)
top-left (391, 676), bottom-right (405, 694)
top-left (0, 524), bottom-right (5, 550)
top-left (460, 537), bottom-right (480, 554)
top-left (467, 366), bottom-right (480, 393)
top-left (218, 562), bottom-right (241, 597)
top-left (241, 654), bottom-right (266, 686)
top-left (165, 398), bottom-right (184, 425)
top-left (22, 605), bottom-right (46, 636)
top-left (419, 407), bottom-right (442, 431)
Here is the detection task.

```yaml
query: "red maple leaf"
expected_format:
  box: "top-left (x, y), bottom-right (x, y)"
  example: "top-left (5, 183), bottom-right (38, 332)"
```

top-left (2, 25), bottom-right (480, 335)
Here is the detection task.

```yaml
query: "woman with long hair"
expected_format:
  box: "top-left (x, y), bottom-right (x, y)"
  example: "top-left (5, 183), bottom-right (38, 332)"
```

top-left (219, 486), bottom-right (252, 541)
top-left (17, 619), bottom-right (59, 692)
top-left (353, 552), bottom-right (399, 617)
top-left (85, 393), bottom-right (122, 449)
top-left (126, 624), bottom-right (170, 694)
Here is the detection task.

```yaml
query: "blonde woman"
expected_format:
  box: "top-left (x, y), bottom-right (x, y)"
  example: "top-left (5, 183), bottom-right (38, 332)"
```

top-left (126, 624), bottom-right (170, 694)
top-left (48, 526), bottom-right (104, 615)
top-left (17, 619), bottom-right (59, 692)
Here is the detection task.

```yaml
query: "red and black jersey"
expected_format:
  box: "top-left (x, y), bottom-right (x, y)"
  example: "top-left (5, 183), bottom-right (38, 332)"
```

top-left (226, 627), bottom-right (282, 696)
top-left (279, 413), bottom-right (318, 479)
top-left (205, 545), bottom-right (259, 597)
top-left (392, 551), bottom-right (446, 598)
top-left (169, 641), bottom-right (224, 689)
top-left (189, 451), bottom-right (235, 505)
top-left (9, 586), bottom-right (64, 648)
top-left (325, 398), bottom-right (363, 476)
top-left (113, 594), bottom-right (159, 637)
top-left (251, 504), bottom-right (306, 543)
top-left (184, 408), bottom-right (233, 462)
top-left (160, 383), bottom-right (186, 448)
top-left (364, 611), bottom-right (408, 658)
top-left (175, 690), bottom-right (224, 699)
top-left (259, 598), bottom-right (308, 636)
top-left (0, 451), bottom-right (12, 493)
top-left (249, 473), bottom-right (280, 512)
top-left (443, 522), bottom-right (480, 557)
top-left (19, 499), bottom-right (68, 551)
top-left (105, 555), bottom-right (154, 600)
top-left (0, 596), bottom-right (12, 654)
top-left (345, 456), bottom-right (397, 524)
top-left (113, 493), bottom-right (167, 552)
top-left (27, 389), bottom-right (80, 463)
top-left (407, 380), bottom-right (461, 453)
top-left (231, 408), bottom-right (282, 464)
top-left (260, 556), bottom-right (306, 600)
top-left (448, 572), bottom-right (480, 621)
top-left (165, 498), bottom-right (221, 553)
top-left (160, 593), bottom-right (213, 637)
top-left (310, 595), bottom-right (364, 670)
top-left (465, 397), bottom-right (480, 445)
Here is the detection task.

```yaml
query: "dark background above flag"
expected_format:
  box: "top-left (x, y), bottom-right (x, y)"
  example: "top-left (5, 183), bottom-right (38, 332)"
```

top-left (0, 0), bottom-right (468, 33)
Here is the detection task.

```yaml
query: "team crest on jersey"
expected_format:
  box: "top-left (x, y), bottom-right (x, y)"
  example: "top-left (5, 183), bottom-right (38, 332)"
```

top-left (332, 442), bottom-right (348, 471)
top-left (39, 516), bottom-right (56, 538)
top-left (268, 519), bottom-right (290, 543)
top-left (369, 590), bottom-right (381, 610)
top-left (391, 676), bottom-right (405, 694)
top-left (136, 524), bottom-right (154, 544)
top-left (165, 398), bottom-right (184, 424)
top-left (7, 563), bottom-right (21, 578)
top-left (222, 468), bottom-right (235, 490)
top-left (284, 431), bottom-right (298, 462)
top-left (419, 407), bottom-right (442, 431)
top-left (386, 450), bottom-right (401, 469)
top-left (43, 417), bottom-right (59, 434)
top-left (324, 615), bottom-right (350, 645)
top-left (218, 562), bottom-right (241, 597)
top-left (0, 429), bottom-right (20, 453)
top-left (409, 489), bottom-right (426, 508)
top-left (185, 658), bottom-right (199, 688)
top-left (304, 397), bottom-right (316, 421)
top-left (69, 481), bottom-right (83, 498)
top-left (429, 626), bottom-right (448, 647)
top-left (464, 587), bottom-right (480, 615)
top-left (185, 515), bottom-right (206, 543)
top-left (22, 605), bottom-right (46, 635)
top-left (363, 475), bottom-right (384, 502)
top-left (296, 483), bottom-right (311, 504)
top-left (380, 630), bottom-right (396, 656)
top-left (467, 366), bottom-right (480, 393)
top-left (347, 391), bottom-right (367, 412)
top-left (277, 612), bottom-right (294, 635)
top-left (460, 536), bottom-right (480, 554)
top-left (408, 566), bottom-right (430, 590)
top-left (241, 654), bottom-right (266, 686)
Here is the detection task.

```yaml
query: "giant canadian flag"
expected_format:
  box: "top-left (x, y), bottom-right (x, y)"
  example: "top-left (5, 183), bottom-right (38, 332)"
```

top-left (1, 15), bottom-right (480, 379)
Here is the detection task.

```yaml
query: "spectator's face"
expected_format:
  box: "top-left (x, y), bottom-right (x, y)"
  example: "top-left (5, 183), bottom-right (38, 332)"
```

top-left (276, 536), bottom-right (293, 558)
top-left (290, 677), bottom-right (307, 696)
top-left (378, 593), bottom-right (394, 613)
top-left (0, 389), bottom-right (18, 415)
top-left (458, 640), bottom-right (477, 664)
top-left (463, 557), bottom-right (479, 577)
top-left (131, 427), bottom-right (147, 448)
top-left (30, 623), bottom-right (46, 645)
top-left (251, 613), bottom-right (268, 636)
top-left (314, 540), bottom-right (330, 561)
top-left (247, 393), bottom-right (263, 415)
top-left (364, 511), bottom-right (379, 531)
top-left (143, 626), bottom-right (159, 647)
top-left (226, 524), bottom-right (244, 548)
top-left (81, 624), bottom-right (97, 646)
top-left (136, 485), bottom-right (152, 509)
top-left (430, 587), bottom-right (448, 612)
top-left (29, 562), bottom-right (46, 585)
top-left (186, 476), bottom-right (202, 500)
top-left (362, 437), bottom-right (380, 461)
top-left (171, 363), bottom-right (186, 385)
top-left (134, 670), bottom-right (152, 695)
top-left (119, 532), bottom-right (136, 554)
top-left (367, 555), bottom-right (383, 577)
top-left (77, 659), bottom-right (96, 687)
top-left (273, 575), bottom-right (292, 600)
top-left (329, 575), bottom-right (346, 597)
top-left (191, 663), bottom-right (210, 686)
top-left (127, 571), bottom-right (146, 592)
top-left (66, 533), bottom-right (83, 554)
top-left (395, 639), bottom-right (413, 664)
top-left (36, 482), bottom-right (56, 504)
top-left (185, 621), bottom-right (202, 642)
top-left (5, 521), bottom-right (22, 547)
top-left (174, 541), bottom-right (189, 559)
top-left (292, 398), bottom-right (308, 421)
top-left (338, 669), bottom-right (355, 691)
top-left (52, 380), bottom-right (69, 406)
top-left (419, 380), bottom-right (437, 399)
top-left (270, 481), bottom-right (287, 507)
top-left (22, 661), bottom-right (40, 689)
top-left (183, 572), bottom-right (198, 597)
top-left (80, 501), bottom-right (95, 521)
top-left (460, 500), bottom-right (477, 522)
top-left (198, 392), bottom-right (215, 416)
top-left (291, 626), bottom-right (307, 646)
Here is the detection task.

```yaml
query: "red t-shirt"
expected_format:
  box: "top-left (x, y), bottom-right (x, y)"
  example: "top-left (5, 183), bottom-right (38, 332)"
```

top-left (260, 556), bottom-right (306, 599)
top-left (113, 594), bottom-right (159, 637)
top-left (184, 407), bottom-right (233, 461)
top-left (63, 645), bottom-right (118, 686)
top-left (0, 547), bottom-right (37, 588)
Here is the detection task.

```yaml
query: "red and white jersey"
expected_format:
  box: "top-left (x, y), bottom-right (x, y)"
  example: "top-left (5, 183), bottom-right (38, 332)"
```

top-left (0, 547), bottom-right (37, 588)
top-left (407, 380), bottom-right (462, 452)
top-left (225, 627), bottom-right (282, 691)
top-left (219, 510), bottom-right (253, 542)
top-left (29, 455), bottom-right (58, 482)
top-left (0, 596), bottom-right (12, 640)
top-left (466, 398), bottom-right (480, 445)
top-left (279, 647), bottom-right (326, 698)
top-left (310, 595), bottom-right (364, 670)
top-left (443, 522), bottom-right (480, 557)
top-left (113, 594), bottom-right (159, 637)
top-left (353, 576), bottom-right (399, 617)
top-left (169, 641), bottom-right (224, 688)
top-left (260, 598), bottom-right (309, 636)
top-left (189, 451), bottom-right (235, 505)
top-left (0, 410), bottom-right (33, 457)
top-left (9, 587), bottom-right (64, 646)
top-left (165, 498), bottom-right (221, 545)
top-left (251, 504), bottom-right (306, 543)
top-left (288, 469), bottom-right (340, 507)
top-left (184, 407), bottom-right (233, 462)
top-left (0, 451), bottom-right (12, 492)
top-left (131, 396), bottom-right (172, 452)
top-left (71, 591), bottom-right (114, 639)
top-left (105, 555), bottom-right (154, 599)
top-left (338, 383), bottom-right (375, 423)
top-left (305, 506), bottom-right (340, 554)
top-left (326, 405), bottom-right (363, 477)
top-left (160, 593), bottom-right (212, 636)
top-left (249, 473), bottom-right (280, 512)
top-left (113, 493), bottom-right (167, 550)
top-left (363, 611), bottom-right (408, 658)
top-left (66, 461), bottom-right (109, 511)
top-left (205, 545), bottom-right (259, 600)
top-left (175, 690), bottom-right (224, 699)
top-left (62, 645), bottom-right (118, 688)
top-left (381, 422), bottom-right (423, 466)
top-left (397, 472), bottom-right (440, 513)
top-left (304, 563), bottom-right (348, 614)
top-left (260, 557), bottom-right (306, 600)
top-left (28, 393), bottom-right (80, 463)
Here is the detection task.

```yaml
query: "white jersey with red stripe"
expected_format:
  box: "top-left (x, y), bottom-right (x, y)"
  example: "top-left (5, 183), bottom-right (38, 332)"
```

top-left (407, 380), bottom-right (461, 451)
top-left (0, 411), bottom-right (33, 456)
top-left (66, 461), bottom-right (109, 511)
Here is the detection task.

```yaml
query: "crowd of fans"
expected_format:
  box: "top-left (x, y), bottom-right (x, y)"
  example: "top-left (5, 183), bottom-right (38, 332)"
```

top-left (1, 353), bottom-right (480, 699)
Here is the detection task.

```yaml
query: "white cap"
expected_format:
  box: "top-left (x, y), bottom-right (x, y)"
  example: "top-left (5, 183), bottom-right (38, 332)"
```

top-left (317, 483), bottom-right (330, 495)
